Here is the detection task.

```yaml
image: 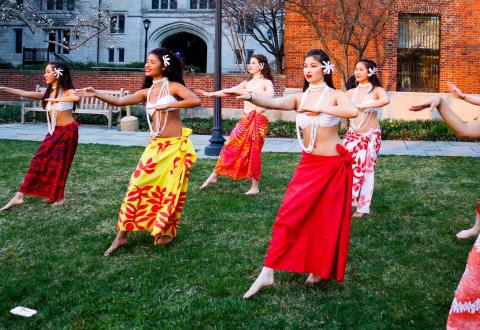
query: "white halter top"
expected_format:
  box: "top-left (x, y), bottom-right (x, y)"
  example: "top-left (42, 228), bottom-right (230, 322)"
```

top-left (145, 77), bottom-right (178, 136)
top-left (45, 89), bottom-right (75, 135)
top-left (296, 84), bottom-right (339, 153)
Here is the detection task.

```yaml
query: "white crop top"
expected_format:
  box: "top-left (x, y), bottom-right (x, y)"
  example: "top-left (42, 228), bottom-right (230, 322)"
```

top-left (295, 84), bottom-right (340, 153)
top-left (296, 86), bottom-right (340, 129)
top-left (145, 78), bottom-right (178, 136)
top-left (45, 89), bottom-right (75, 135)
top-left (352, 85), bottom-right (381, 113)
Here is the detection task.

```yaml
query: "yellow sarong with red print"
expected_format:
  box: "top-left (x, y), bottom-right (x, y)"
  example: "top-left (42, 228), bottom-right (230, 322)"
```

top-left (117, 127), bottom-right (197, 238)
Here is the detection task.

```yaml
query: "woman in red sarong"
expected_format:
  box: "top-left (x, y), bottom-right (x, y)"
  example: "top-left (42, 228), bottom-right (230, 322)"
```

top-left (0, 62), bottom-right (80, 210)
top-left (196, 54), bottom-right (275, 195)
top-left (410, 83), bottom-right (480, 329)
top-left (227, 49), bottom-right (358, 298)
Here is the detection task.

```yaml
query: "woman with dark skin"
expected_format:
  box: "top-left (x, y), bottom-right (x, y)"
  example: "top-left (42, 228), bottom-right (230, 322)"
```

top-left (76, 48), bottom-right (201, 256)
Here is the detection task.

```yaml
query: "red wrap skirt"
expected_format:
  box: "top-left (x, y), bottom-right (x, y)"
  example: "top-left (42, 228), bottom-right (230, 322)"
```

top-left (214, 111), bottom-right (268, 181)
top-left (264, 144), bottom-right (353, 281)
top-left (19, 122), bottom-right (79, 202)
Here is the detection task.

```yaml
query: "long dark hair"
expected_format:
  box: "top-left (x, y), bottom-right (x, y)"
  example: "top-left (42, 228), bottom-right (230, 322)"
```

top-left (42, 62), bottom-right (75, 109)
top-left (303, 49), bottom-right (335, 91)
top-left (346, 59), bottom-right (383, 92)
top-left (142, 48), bottom-right (185, 89)
top-left (249, 54), bottom-right (274, 82)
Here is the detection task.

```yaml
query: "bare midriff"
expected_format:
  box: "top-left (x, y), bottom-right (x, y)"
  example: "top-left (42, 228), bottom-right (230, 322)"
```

top-left (302, 125), bottom-right (343, 156)
top-left (150, 109), bottom-right (184, 138)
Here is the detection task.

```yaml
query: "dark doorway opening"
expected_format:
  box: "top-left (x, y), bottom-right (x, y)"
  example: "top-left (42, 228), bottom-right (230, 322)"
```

top-left (162, 32), bottom-right (207, 73)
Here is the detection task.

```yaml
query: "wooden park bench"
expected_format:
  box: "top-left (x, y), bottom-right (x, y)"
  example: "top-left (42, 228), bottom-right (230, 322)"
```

top-left (21, 85), bottom-right (127, 129)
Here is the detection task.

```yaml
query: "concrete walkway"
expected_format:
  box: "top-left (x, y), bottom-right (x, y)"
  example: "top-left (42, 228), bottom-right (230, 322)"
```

top-left (1, 123), bottom-right (479, 158)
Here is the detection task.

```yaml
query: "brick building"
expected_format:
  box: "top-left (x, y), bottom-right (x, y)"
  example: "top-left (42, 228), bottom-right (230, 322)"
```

top-left (284, 1), bottom-right (480, 94)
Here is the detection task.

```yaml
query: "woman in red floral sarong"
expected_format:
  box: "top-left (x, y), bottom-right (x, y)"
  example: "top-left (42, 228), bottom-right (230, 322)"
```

top-left (196, 54), bottom-right (275, 195)
top-left (0, 62), bottom-right (80, 210)
top-left (343, 60), bottom-right (390, 218)
top-left (227, 49), bottom-right (357, 298)
top-left (411, 83), bottom-right (480, 329)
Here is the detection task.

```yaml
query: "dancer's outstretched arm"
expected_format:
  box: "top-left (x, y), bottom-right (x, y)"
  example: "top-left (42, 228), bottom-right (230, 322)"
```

top-left (356, 87), bottom-right (390, 109)
top-left (410, 96), bottom-right (480, 138)
top-left (75, 87), bottom-right (146, 106)
top-left (162, 82), bottom-right (201, 109)
top-left (227, 90), bottom-right (299, 111)
top-left (294, 90), bottom-right (358, 119)
top-left (46, 89), bottom-right (80, 103)
top-left (448, 82), bottom-right (480, 106)
top-left (196, 81), bottom-right (247, 98)
top-left (0, 86), bottom-right (44, 100)
top-left (246, 79), bottom-right (275, 112)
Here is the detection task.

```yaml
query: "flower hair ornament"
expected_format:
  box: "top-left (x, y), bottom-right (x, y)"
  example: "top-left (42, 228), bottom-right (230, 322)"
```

top-left (368, 67), bottom-right (377, 77)
top-left (321, 61), bottom-right (334, 75)
top-left (162, 55), bottom-right (171, 67)
top-left (53, 68), bottom-right (63, 79)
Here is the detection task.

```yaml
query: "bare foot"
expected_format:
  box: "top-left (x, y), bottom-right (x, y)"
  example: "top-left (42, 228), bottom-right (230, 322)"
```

top-left (243, 267), bottom-right (274, 299)
top-left (305, 273), bottom-right (321, 285)
top-left (104, 232), bottom-right (128, 256)
top-left (154, 235), bottom-right (173, 246)
top-left (244, 187), bottom-right (259, 195)
top-left (456, 227), bottom-right (480, 240)
top-left (200, 173), bottom-right (217, 189)
top-left (352, 212), bottom-right (365, 219)
top-left (0, 193), bottom-right (24, 211)
top-left (51, 198), bottom-right (66, 206)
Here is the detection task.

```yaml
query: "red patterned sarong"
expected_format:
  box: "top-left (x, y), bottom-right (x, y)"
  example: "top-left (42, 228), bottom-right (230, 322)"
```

top-left (447, 235), bottom-right (480, 329)
top-left (264, 145), bottom-right (353, 281)
top-left (343, 126), bottom-right (381, 214)
top-left (19, 122), bottom-right (79, 202)
top-left (214, 111), bottom-right (268, 181)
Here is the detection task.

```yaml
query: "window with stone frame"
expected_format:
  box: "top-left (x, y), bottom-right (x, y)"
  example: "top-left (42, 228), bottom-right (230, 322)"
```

top-left (397, 14), bottom-right (440, 92)
top-left (118, 48), bottom-right (125, 62)
top-left (110, 14), bottom-right (125, 33)
top-left (67, 0), bottom-right (74, 10)
top-left (108, 48), bottom-right (114, 62)
top-left (237, 14), bottom-right (255, 34)
top-left (190, 0), bottom-right (214, 9)
top-left (14, 29), bottom-right (22, 53)
top-left (153, 0), bottom-right (177, 9)
top-left (235, 49), bottom-right (254, 65)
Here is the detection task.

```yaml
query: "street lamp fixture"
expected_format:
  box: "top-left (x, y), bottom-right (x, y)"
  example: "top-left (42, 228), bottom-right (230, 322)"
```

top-left (143, 18), bottom-right (151, 62)
top-left (204, 0), bottom-right (225, 156)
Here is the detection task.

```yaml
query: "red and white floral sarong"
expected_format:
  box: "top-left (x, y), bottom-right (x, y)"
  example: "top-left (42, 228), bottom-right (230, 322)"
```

top-left (447, 233), bottom-right (480, 329)
top-left (343, 126), bottom-right (381, 214)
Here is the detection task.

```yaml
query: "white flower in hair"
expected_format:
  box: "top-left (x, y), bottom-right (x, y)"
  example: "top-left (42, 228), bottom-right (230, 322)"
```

top-left (368, 67), bottom-right (377, 76)
top-left (53, 68), bottom-right (63, 78)
top-left (162, 55), bottom-right (171, 67)
top-left (321, 61), bottom-right (334, 75)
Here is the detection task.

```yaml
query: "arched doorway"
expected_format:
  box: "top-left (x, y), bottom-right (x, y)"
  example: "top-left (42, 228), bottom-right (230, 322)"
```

top-left (162, 32), bottom-right (207, 73)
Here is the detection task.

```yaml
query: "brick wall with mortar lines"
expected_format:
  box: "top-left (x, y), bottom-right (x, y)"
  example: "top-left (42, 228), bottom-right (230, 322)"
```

top-left (284, 0), bottom-right (480, 93)
top-left (0, 70), bottom-right (286, 109)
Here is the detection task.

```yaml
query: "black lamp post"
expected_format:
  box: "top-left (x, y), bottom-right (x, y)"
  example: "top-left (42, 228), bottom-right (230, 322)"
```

top-left (204, 0), bottom-right (225, 156)
top-left (143, 18), bottom-right (151, 62)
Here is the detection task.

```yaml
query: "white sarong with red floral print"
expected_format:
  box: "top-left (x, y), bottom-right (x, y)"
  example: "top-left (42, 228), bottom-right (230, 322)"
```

top-left (343, 126), bottom-right (381, 214)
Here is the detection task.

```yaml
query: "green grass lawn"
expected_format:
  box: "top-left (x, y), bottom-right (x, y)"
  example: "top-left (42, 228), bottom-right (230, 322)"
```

top-left (0, 140), bottom-right (479, 329)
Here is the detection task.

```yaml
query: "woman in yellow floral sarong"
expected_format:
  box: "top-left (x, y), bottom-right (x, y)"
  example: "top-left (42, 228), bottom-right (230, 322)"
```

top-left (196, 54), bottom-right (275, 195)
top-left (75, 48), bottom-right (201, 256)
